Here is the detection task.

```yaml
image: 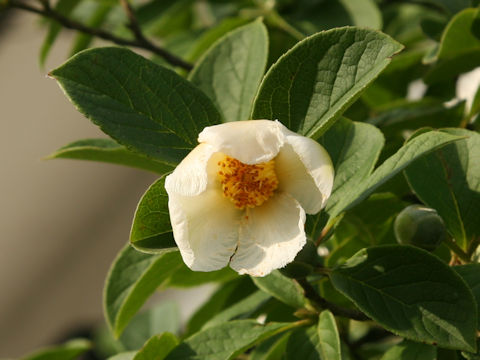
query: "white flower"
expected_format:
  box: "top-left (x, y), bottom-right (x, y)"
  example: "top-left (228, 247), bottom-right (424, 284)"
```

top-left (165, 120), bottom-right (334, 277)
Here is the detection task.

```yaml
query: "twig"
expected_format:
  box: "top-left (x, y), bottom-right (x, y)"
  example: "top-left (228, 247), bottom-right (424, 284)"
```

top-left (296, 278), bottom-right (369, 321)
top-left (8, 0), bottom-right (194, 71)
top-left (443, 236), bottom-right (471, 263)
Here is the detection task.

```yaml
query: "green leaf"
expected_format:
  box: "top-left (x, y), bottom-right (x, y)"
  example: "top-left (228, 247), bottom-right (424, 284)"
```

top-left (252, 27), bottom-right (403, 138)
top-left (69, 2), bottom-right (112, 56)
top-left (107, 353), bottom-right (136, 360)
top-left (189, 19), bottom-right (268, 122)
top-left (329, 130), bottom-right (463, 220)
top-left (166, 265), bottom-right (237, 287)
top-left (22, 339), bottom-right (91, 360)
top-left (338, 0), bottom-right (383, 29)
top-left (104, 244), bottom-right (182, 337)
top-left (185, 277), bottom-right (256, 336)
top-left (202, 291), bottom-right (271, 329)
top-left (39, 0), bottom-right (80, 66)
top-left (320, 118), bottom-right (384, 217)
top-left (417, 0), bottom-right (470, 15)
top-left (47, 138), bottom-right (174, 175)
top-left (50, 47), bottom-right (221, 164)
top-left (318, 310), bottom-right (342, 360)
top-left (130, 177), bottom-right (177, 254)
top-left (405, 129), bottom-right (480, 248)
top-left (330, 245), bottom-right (477, 351)
top-left (165, 320), bottom-right (296, 360)
top-left (380, 340), bottom-right (436, 360)
top-left (187, 17), bottom-right (251, 62)
top-left (455, 264), bottom-right (480, 330)
top-left (425, 8), bottom-right (480, 83)
top-left (285, 326), bottom-right (321, 359)
top-left (249, 333), bottom-right (290, 360)
top-left (119, 302), bottom-right (180, 351)
top-left (133, 333), bottom-right (179, 360)
top-left (252, 270), bottom-right (307, 309)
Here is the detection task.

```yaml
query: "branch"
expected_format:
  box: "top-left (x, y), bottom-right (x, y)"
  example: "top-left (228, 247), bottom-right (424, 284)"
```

top-left (297, 278), bottom-right (370, 322)
top-left (8, 0), bottom-right (194, 71)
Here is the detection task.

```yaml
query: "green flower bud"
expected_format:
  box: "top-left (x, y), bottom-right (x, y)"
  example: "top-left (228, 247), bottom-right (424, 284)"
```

top-left (394, 204), bottom-right (447, 251)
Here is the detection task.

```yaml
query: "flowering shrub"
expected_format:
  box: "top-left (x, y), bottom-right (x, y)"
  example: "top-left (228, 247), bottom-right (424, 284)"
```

top-left (7, 0), bottom-right (480, 359)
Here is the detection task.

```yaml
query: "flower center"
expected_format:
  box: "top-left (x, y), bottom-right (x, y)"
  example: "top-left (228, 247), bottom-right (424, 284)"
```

top-left (217, 155), bottom-right (278, 210)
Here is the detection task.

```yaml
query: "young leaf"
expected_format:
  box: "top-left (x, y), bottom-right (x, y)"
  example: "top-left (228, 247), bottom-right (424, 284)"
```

top-left (104, 244), bottom-right (182, 337)
top-left (130, 177), bottom-right (177, 254)
top-left (380, 340), bottom-right (436, 360)
top-left (133, 333), bottom-right (179, 360)
top-left (50, 47), bottom-right (221, 164)
top-left (330, 245), bottom-right (477, 352)
top-left (22, 339), bottom-right (91, 360)
top-left (328, 130), bottom-right (463, 219)
top-left (405, 129), bottom-right (480, 249)
top-left (47, 139), bottom-right (174, 175)
top-left (165, 320), bottom-right (296, 360)
top-left (317, 310), bottom-right (341, 360)
top-left (455, 264), bottom-right (480, 330)
top-left (252, 270), bottom-right (307, 309)
top-left (252, 27), bottom-right (403, 138)
top-left (189, 19), bottom-right (268, 122)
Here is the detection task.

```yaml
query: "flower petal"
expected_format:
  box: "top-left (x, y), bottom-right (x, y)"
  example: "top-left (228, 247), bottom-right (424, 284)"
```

top-left (198, 120), bottom-right (284, 164)
top-left (168, 188), bottom-right (241, 271)
top-left (230, 193), bottom-right (306, 277)
top-left (165, 143), bottom-right (216, 196)
top-left (276, 125), bottom-right (334, 214)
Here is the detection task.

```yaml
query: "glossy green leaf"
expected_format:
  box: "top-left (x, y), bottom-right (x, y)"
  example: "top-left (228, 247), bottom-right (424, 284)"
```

top-left (104, 244), bottom-right (182, 337)
top-left (40, 0), bottom-right (80, 66)
top-left (50, 47), bottom-right (221, 164)
top-left (455, 264), bottom-right (480, 329)
top-left (405, 129), bottom-right (480, 248)
top-left (425, 8), bottom-right (480, 83)
top-left (165, 320), bottom-right (296, 360)
top-left (252, 27), bottom-right (403, 138)
top-left (133, 333), bottom-right (179, 360)
top-left (318, 310), bottom-right (341, 360)
top-left (22, 339), bottom-right (91, 360)
top-left (252, 270), bottom-right (307, 309)
top-left (189, 19), bottom-right (268, 122)
top-left (130, 177), bottom-right (177, 254)
top-left (202, 291), bottom-right (271, 329)
top-left (330, 245), bottom-right (477, 351)
top-left (47, 139), bottom-right (174, 175)
top-left (329, 130), bottom-right (463, 219)
top-left (380, 340), bottom-right (436, 360)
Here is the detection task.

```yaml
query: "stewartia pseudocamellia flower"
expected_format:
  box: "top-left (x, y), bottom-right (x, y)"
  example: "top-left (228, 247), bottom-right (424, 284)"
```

top-left (165, 120), bottom-right (334, 277)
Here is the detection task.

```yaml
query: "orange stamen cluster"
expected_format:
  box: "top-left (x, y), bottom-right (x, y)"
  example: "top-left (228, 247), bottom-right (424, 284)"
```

top-left (217, 155), bottom-right (278, 209)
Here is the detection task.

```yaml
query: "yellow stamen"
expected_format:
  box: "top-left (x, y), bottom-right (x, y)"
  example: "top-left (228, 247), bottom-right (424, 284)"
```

top-left (217, 155), bottom-right (278, 210)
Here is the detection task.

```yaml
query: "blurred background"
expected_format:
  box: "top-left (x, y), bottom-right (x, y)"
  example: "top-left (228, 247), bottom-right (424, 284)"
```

top-left (0, 11), bottom-right (210, 358)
